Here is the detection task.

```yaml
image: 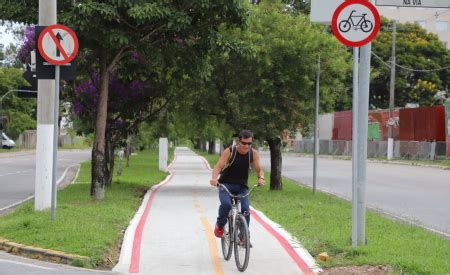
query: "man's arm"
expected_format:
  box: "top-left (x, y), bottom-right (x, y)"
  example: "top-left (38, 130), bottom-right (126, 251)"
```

top-left (210, 148), bottom-right (231, 186)
top-left (252, 149), bottom-right (265, 186)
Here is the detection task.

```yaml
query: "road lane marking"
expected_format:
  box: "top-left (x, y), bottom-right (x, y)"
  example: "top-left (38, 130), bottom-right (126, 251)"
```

top-left (0, 259), bottom-right (55, 270)
top-left (0, 165), bottom-right (79, 213)
top-left (200, 217), bottom-right (224, 275)
top-left (192, 181), bottom-right (224, 275)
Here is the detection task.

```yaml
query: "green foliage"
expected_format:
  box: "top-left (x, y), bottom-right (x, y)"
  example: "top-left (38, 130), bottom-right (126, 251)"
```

top-left (201, 2), bottom-right (350, 140)
top-left (0, 67), bottom-right (36, 139)
top-left (372, 18), bottom-right (450, 108)
top-left (2, 111), bottom-right (35, 139)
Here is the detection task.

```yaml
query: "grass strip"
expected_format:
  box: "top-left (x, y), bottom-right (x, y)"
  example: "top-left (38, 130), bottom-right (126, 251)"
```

top-left (0, 149), bottom-right (168, 268)
top-left (196, 150), bottom-right (450, 274)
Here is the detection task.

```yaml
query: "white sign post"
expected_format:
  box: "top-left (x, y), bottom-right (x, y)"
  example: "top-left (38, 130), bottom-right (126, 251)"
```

top-left (37, 24), bottom-right (78, 222)
top-left (159, 138), bottom-right (168, 171)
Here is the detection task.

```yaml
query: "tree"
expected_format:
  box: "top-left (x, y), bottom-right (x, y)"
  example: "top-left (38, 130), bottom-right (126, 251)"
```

top-left (0, 67), bottom-right (36, 139)
top-left (1, 0), bottom-right (249, 199)
top-left (371, 18), bottom-right (450, 108)
top-left (201, 2), bottom-right (350, 189)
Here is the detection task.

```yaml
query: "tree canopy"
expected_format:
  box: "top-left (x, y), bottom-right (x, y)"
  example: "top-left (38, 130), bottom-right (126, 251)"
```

top-left (371, 17), bottom-right (450, 108)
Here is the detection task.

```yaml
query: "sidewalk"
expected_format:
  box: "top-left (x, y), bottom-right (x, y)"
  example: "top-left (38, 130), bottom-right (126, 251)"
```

top-left (113, 147), bottom-right (319, 275)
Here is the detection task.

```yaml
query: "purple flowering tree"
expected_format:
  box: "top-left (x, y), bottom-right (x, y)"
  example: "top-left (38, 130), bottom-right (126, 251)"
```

top-left (72, 71), bottom-right (170, 186)
top-left (16, 26), bottom-right (35, 65)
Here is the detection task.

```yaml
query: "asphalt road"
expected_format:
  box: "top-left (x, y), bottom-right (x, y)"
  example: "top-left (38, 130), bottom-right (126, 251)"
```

top-left (259, 152), bottom-right (450, 237)
top-left (0, 149), bottom-right (91, 212)
top-left (0, 251), bottom-right (117, 275)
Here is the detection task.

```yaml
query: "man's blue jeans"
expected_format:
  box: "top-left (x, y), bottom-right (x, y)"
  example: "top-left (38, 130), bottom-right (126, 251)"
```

top-left (217, 183), bottom-right (250, 228)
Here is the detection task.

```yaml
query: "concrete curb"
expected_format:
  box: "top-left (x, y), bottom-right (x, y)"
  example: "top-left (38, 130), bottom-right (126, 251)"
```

top-left (0, 238), bottom-right (90, 265)
top-left (289, 153), bottom-right (449, 170)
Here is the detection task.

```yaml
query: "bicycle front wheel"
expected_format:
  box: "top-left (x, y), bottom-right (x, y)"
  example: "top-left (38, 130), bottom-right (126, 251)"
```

top-left (221, 217), bottom-right (233, 260)
top-left (234, 214), bottom-right (250, 272)
top-left (338, 20), bottom-right (351, 32)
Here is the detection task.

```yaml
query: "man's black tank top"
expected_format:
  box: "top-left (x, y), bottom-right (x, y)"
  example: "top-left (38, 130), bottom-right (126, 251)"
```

top-left (219, 147), bottom-right (253, 186)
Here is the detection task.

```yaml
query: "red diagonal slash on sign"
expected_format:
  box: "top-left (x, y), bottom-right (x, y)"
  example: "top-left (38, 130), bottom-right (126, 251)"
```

top-left (48, 31), bottom-right (69, 60)
top-left (37, 24), bottom-right (79, 65)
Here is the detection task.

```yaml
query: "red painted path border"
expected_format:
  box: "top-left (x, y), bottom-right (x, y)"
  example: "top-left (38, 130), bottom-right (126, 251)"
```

top-left (201, 156), bottom-right (315, 275)
top-left (129, 155), bottom-right (176, 273)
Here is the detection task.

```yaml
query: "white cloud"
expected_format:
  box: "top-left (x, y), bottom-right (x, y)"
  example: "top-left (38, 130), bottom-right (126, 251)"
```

top-left (0, 25), bottom-right (17, 48)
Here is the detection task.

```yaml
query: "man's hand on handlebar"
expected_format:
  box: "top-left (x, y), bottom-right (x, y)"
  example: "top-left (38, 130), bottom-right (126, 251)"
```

top-left (210, 179), bottom-right (218, 187)
top-left (257, 177), bottom-right (265, 186)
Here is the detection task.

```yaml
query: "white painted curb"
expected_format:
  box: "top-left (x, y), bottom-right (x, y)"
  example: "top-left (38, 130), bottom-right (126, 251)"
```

top-left (113, 154), bottom-right (177, 273)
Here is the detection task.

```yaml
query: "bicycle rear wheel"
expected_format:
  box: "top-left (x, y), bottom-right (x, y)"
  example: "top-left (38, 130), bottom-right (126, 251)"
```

top-left (234, 214), bottom-right (250, 272)
top-left (221, 217), bottom-right (233, 260)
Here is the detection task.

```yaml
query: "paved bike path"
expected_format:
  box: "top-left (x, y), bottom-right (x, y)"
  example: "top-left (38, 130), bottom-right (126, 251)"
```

top-left (114, 148), bottom-right (319, 275)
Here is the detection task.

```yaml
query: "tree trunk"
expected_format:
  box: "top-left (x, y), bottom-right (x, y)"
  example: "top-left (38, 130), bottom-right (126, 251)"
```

top-left (126, 135), bottom-right (132, 167)
top-left (105, 133), bottom-right (116, 188)
top-left (195, 139), bottom-right (201, 150)
top-left (267, 137), bottom-right (283, 190)
top-left (91, 52), bottom-right (109, 200)
top-left (208, 139), bottom-right (215, 154)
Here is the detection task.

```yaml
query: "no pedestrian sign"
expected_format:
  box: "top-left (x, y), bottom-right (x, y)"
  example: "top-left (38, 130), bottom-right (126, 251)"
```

top-left (332, 0), bottom-right (380, 47)
top-left (37, 24), bottom-right (79, 65)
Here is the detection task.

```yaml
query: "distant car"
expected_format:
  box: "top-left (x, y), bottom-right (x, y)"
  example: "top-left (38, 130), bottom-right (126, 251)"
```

top-left (1, 132), bottom-right (15, 149)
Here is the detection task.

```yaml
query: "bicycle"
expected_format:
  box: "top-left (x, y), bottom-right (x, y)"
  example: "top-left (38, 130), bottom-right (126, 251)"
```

top-left (338, 10), bottom-right (373, 33)
top-left (217, 183), bottom-right (259, 272)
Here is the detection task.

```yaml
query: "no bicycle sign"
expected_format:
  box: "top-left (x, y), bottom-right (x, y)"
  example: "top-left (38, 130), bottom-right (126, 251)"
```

top-left (37, 24), bottom-right (79, 65)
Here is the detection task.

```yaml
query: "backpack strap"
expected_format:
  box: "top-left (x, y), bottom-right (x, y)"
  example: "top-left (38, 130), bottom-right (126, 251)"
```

top-left (222, 145), bottom-right (237, 172)
top-left (248, 148), bottom-right (253, 171)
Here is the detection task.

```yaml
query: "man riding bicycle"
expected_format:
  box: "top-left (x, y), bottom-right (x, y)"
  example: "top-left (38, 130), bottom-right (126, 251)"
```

top-left (210, 130), bottom-right (265, 241)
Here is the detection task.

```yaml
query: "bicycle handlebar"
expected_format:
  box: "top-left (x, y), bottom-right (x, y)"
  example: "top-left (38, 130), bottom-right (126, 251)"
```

top-left (217, 183), bottom-right (260, 199)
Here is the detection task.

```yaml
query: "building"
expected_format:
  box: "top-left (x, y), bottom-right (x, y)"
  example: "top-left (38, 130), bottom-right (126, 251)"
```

top-left (377, 6), bottom-right (450, 49)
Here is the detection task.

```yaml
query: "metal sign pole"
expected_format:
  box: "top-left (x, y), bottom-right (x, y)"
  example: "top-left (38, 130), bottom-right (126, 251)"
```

top-left (313, 54), bottom-right (320, 195)
top-left (357, 41), bottom-right (372, 246)
top-left (351, 47), bottom-right (359, 248)
top-left (51, 65), bottom-right (60, 222)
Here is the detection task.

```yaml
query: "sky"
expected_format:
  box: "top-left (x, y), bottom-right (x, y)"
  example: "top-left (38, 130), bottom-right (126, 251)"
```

top-left (0, 25), bottom-right (20, 49)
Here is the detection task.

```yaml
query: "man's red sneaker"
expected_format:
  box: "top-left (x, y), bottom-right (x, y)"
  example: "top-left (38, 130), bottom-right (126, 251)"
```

top-left (214, 224), bottom-right (224, 238)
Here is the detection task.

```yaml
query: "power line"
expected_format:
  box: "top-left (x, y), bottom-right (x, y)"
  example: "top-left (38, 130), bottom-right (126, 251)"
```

top-left (371, 51), bottom-right (450, 72)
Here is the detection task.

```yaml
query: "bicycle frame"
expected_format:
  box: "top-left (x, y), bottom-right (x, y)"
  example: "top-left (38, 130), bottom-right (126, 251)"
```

top-left (217, 183), bottom-right (258, 270)
top-left (347, 10), bottom-right (368, 28)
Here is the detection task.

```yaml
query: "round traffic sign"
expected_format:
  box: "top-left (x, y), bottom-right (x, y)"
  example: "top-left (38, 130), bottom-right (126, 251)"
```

top-left (37, 24), bottom-right (79, 65)
top-left (331, 0), bottom-right (380, 47)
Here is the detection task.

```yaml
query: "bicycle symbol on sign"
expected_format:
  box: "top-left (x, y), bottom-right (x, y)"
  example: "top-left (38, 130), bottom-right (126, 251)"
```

top-left (338, 10), bottom-right (373, 33)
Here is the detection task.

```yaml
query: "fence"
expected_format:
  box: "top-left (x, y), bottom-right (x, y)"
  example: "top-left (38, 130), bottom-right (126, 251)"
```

top-left (293, 140), bottom-right (447, 160)
top-left (17, 130), bottom-right (75, 149)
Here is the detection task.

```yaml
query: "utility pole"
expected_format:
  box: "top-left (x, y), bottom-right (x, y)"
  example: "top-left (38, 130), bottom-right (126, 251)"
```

top-left (35, 0), bottom-right (57, 211)
top-left (387, 20), bottom-right (396, 160)
top-left (313, 54), bottom-right (320, 195)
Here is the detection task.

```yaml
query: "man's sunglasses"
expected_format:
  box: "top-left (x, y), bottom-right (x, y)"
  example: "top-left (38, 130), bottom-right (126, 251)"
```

top-left (240, 141), bottom-right (252, 146)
